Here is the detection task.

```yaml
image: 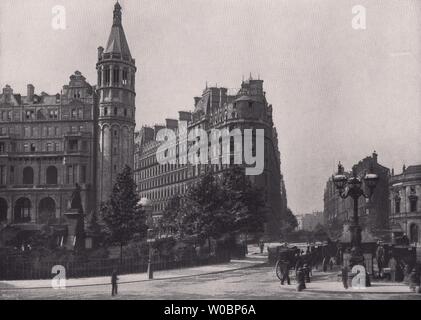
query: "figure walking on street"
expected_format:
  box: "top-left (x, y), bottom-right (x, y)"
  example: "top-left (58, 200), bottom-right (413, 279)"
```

top-left (279, 260), bottom-right (291, 285)
top-left (111, 269), bottom-right (119, 296)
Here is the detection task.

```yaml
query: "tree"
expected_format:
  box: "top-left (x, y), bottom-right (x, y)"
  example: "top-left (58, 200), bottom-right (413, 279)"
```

top-left (99, 165), bottom-right (147, 262)
top-left (280, 207), bottom-right (298, 238)
top-left (160, 166), bottom-right (267, 252)
top-left (220, 166), bottom-right (266, 237)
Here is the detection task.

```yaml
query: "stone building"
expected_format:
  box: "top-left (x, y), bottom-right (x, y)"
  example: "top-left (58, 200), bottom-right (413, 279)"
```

top-left (0, 3), bottom-right (135, 248)
top-left (389, 165), bottom-right (421, 245)
top-left (134, 78), bottom-right (288, 239)
top-left (301, 211), bottom-right (324, 231)
top-left (323, 152), bottom-right (390, 239)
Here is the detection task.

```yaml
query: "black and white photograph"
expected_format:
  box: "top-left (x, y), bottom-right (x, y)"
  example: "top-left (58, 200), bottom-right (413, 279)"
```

top-left (0, 0), bottom-right (421, 305)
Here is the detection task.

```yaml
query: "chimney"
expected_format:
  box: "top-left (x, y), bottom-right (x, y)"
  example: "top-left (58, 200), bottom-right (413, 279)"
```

top-left (179, 111), bottom-right (192, 122)
top-left (372, 150), bottom-right (378, 164)
top-left (2, 85), bottom-right (13, 98)
top-left (97, 46), bottom-right (104, 60)
top-left (27, 84), bottom-right (34, 102)
top-left (165, 118), bottom-right (178, 129)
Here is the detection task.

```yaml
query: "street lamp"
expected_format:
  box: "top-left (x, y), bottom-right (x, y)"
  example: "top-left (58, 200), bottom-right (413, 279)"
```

top-left (139, 198), bottom-right (154, 279)
top-left (332, 162), bottom-right (378, 267)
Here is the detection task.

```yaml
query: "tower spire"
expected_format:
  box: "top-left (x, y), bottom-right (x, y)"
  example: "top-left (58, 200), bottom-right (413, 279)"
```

top-left (113, 1), bottom-right (122, 26)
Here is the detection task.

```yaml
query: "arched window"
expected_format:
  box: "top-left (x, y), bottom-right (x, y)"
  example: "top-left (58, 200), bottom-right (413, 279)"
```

top-left (14, 198), bottom-right (31, 223)
top-left (410, 224), bottom-right (419, 244)
top-left (23, 167), bottom-right (34, 185)
top-left (0, 198), bottom-right (7, 222)
top-left (46, 166), bottom-right (58, 185)
top-left (38, 197), bottom-right (56, 224)
top-left (409, 195), bottom-right (418, 213)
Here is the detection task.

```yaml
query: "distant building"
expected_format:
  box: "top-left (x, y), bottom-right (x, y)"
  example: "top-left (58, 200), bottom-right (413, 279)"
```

top-left (323, 152), bottom-right (390, 239)
top-left (134, 78), bottom-right (288, 240)
top-left (389, 165), bottom-right (421, 245)
top-left (301, 211), bottom-right (324, 231)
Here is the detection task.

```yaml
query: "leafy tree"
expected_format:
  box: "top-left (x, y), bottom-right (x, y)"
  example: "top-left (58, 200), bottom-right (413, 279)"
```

top-left (160, 166), bottom-right (267, 252)
top-left (220, 166), bottom-right (266, 237)
top-left (279, 207), bottom-right (298, 239)
top-left (99, 165), bottom-right (147, 262)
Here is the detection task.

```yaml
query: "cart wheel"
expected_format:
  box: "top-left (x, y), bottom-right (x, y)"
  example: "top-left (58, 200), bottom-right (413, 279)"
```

top-left (275, 260), bottom-right (283, 281)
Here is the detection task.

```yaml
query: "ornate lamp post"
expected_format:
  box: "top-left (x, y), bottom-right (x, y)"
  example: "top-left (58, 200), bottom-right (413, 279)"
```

top-left (139, 198), bottom-right (154, 279)
top-left (332, 162), bottom-right (378, 267)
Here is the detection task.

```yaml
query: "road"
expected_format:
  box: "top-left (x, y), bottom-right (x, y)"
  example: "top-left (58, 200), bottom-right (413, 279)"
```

top-left (1, 264), bottom-right (420, 300)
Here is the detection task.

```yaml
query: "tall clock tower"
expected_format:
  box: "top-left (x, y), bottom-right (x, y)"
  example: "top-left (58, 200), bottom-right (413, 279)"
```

top-left (96, 2), bottom-right (137, 203)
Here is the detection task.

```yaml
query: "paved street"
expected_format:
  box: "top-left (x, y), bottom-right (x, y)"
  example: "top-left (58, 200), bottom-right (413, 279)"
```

top-left (1, 257), bottom-right (420, 300)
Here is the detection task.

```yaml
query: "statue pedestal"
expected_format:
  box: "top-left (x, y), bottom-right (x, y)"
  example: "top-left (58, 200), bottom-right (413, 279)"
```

top-left (63, 209), bottom-right (85, 250)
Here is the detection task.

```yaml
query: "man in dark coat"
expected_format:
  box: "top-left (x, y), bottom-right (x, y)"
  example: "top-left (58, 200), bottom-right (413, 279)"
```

top-left (279, 260), bottom-right (291, 285)
top-left (111, 269), bottom-right (119, 296)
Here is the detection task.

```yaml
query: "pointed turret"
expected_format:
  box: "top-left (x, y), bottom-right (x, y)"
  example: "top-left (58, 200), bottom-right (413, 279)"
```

top-left (103, 2), bottom-right (132, 60)
top-left (96, 2), bottom-right (137, 204)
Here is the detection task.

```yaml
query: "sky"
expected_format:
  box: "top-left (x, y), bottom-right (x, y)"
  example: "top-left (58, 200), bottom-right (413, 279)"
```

top-left (1, 0), bottom-right (421, 215)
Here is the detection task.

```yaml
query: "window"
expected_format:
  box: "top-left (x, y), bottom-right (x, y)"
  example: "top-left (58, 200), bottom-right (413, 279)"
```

top-left (0, 142), bottom-right (5, 153)
top-left (124, 108), bottom-right (127, 117)
top-left (395, 197), bottom-right (401, 214)
top-left (104, 68), bottom-right (110, 85)
top-left (9, 166), bottom-right (14, 184)
top-left (80, 165), bottom-right (86, 184)
top-left (81, 141), bottom-right (88, 152)
top-left (0, 165), bottom-right (5, 185)
top-left (14, 198), bottom-right (31, 223)
top-left (122, 69), bottom-right (128, 85)
top-left (66, 165), bottom-right (75, 184)
top-left (30, 143), bottom-right (36, 152)
top-left (46, 166), bottom-right (58, 185)
top-left (68, 139), bottom-right (78, 152)
top-left (25, 110), bottom-right (34, 120)
top-left (71, 109), bottom-right (77, 119)
top-left (0, 198), bottom-right (7, 222)
top-left (113, 68), bottom-right (120, 85)
top-left (23, 167), bottom-right (34, 185)
top-left (114, 107), bottom-right (118, 116)
top-left (409, 195), bottom-right (418, 213)
top-left (46, 142), bottom-right (53, 152)
top-left (104, 107), bottom-right (108, 116)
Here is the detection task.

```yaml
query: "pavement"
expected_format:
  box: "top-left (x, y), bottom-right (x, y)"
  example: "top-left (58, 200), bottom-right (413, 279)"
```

top-left (0, 249), bottom-right (267, 290)
top-left (0, 244), bottom-right (420, 299)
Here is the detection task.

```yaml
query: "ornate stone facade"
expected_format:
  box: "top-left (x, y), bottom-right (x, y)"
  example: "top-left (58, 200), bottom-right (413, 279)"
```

top-left (0, 3), bottom-right (135, 247)
top-left (323, 152), bottom-right (391, 239)
top-left (389, 165), bottom-right (421, 245)
top-left (134, 78), bottom-right (288, 240)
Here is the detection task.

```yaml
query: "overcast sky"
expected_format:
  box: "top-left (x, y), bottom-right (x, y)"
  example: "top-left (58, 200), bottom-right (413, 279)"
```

top-left (1, 0), bottom-right (421, 215)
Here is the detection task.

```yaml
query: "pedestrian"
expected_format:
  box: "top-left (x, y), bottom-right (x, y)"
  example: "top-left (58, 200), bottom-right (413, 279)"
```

top-left (388, 256), bottom-right (397, 282)
top-left (322, 255), bottom-right (329, 272)
top-left (296, 267), bottom-right (306, 291)
top-left (279, 260), bottom-right (291, 285)
top-left (303, 264), bottom-right (311, 283)
top-left (408, 269), bottom-right (418, 292)
top-left (259, 241), bottom-right (264, 254)
top-left (329, 256), bottom-right (335, 271)
top-left (111, 269), bottom-right (119, 296)
top-left (376, 244), bottom-right (385, 277)
top-left (341, 266), bottom-right (349, 289)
